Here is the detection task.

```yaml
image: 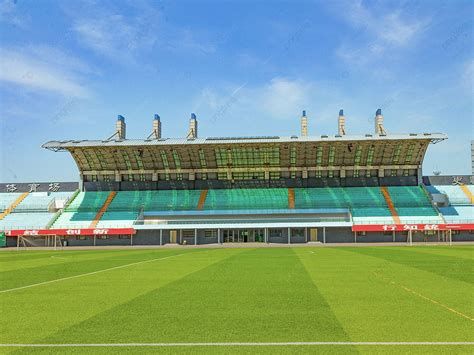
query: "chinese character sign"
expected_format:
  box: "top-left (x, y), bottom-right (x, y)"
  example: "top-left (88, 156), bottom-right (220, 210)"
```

top-left (28, 184), bottom-right (40, 192)
top-left (48, 183), bottom-right (60, 192)
top-left (6, 184), bottom-right (17, 193)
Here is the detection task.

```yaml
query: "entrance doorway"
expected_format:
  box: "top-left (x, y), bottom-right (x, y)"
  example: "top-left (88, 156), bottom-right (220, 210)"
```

top-left (170, 230), bottom-right (178, 244)
top-left (223, 229), bottom-right (264, 243)
top-left (309, 228), bottom-right (318, 242)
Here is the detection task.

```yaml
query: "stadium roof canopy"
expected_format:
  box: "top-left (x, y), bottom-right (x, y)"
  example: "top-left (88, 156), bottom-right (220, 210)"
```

top-left (42, 133), bottom-right (447, 182)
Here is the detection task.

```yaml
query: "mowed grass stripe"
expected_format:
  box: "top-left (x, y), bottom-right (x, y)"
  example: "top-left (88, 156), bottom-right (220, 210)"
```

top-left (294, 247), bottom-right (474, 342)
top-left (38, 248), bottom-right (355, 345)
top-left (344, 247), bottom-right (474, 285)
top-left (0, 249), bottom-right (167, 273)
top-left (0, 253), bottom-right (187, 294)
top-left (0, 251), bottom-right (79, 262)
top-left (0, 249), bottom-right (197, 290)
top-left (4, 344), bottom-right (474, 355)
top-left (0, 248), bottom-right (239, 344)
top-left (402, 246), bottom-right (474, 261)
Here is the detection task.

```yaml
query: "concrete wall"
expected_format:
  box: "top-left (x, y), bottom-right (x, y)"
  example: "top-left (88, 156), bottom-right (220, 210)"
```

top-left (134, 230), bottom-right (170, 245)
top-left (453, 232), bottom-right (474, 242)
top-left (324, 227), bottom-right (354, 243)
top-left (5, 228), bottom-right (474, 248)
top-left (67, 236), bottom-right (94, 246)
top-left (95, 236), bottom-right (132, 246)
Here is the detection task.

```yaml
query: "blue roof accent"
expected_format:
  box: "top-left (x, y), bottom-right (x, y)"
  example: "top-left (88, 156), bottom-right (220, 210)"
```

top-left (117, 115), bottom-right (125, 121)
top-left (339, 109), bottom-right (344, 116)
top-left (154, 114), bottom-right (160, 121)
top-left (376, 108), bottom-right (382, 116)
top-left (302, 110), bottom-right (306, 117)
top-left (191, 113), bottom-right (196, 119)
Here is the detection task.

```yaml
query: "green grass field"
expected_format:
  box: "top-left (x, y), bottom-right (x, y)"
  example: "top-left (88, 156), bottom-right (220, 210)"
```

top-left (0, 246), bottom-right (473, 354)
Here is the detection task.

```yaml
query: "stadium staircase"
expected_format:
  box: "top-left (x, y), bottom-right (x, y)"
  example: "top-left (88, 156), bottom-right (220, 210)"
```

top-left (288, 188), bottom-right (295, 209)
top-left (89, 191), bottom-right (117, 228)
top-left (420, 184), bottom-right (446, 223)
top-left (387, 186), bottom-right (442, 224)
top-left (0, 192), bottom-right (29, 221)
top-left (426, 185), bottom-right (474, 223)
top-left (197, 190), bottom-right (208, 210)
top-left (380, 187), bottom-right (401, 224)
top-left (46, 189), bottom-right (80, 229)
top-left (52, 192), bottom-right (110, 228)
top-left (460, 185), bottom-right (474, 204)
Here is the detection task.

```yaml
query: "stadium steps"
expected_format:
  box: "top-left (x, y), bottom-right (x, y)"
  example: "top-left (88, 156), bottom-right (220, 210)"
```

top-left (46, 189), bottom-right (80, 229)
top-left (89, 191), bottom-right (117, 228)
top-left (197, 190), bottom-right (208, 210)
top-left (46, 209), bottom-right (64, 229)
top-left (460, 185), bottom-right (474, 204)
top-left (439, 205), bottom-right (474, 223)
top-left (421, 184), bottom-right (446, 223)
top-left (425, 185), bottom-right (470, 205)
top-left (0, 192), bottom-right (29, 221)
top-left (64, 189), bottom-right (80, 209)
top-left (379, 187), bottom-right (400, 224)
top-left (288, 188), bottom-right (295, 209)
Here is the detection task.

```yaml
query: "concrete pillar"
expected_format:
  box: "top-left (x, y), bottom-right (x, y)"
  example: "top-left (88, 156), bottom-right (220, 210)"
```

top-left (288, 227), bottom-right (291, 244)
top-left (152, 114), bottom-right (162, 139)
top-left (375, 109), bottom-right (384, 135)
top-left (188, 113), bottom-right (198, 139)
top-left (195, 229), bottom-right (197, 245)
top-left (116, 115), bottom-right (126, 139)
top-left (378, 168), bottom-right (385, 178)
top-left (160, 229), bottom-right (163, 246)
top-left (301, 110), bottom-right (308, 136)
top-left (338, 109), bottom-right (345, 135)
top-left (79, 175), bottom-right (84, 191)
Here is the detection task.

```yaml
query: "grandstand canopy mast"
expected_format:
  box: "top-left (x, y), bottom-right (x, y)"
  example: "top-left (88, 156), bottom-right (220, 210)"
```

top-left (42, 109), bottom-right (448, 191)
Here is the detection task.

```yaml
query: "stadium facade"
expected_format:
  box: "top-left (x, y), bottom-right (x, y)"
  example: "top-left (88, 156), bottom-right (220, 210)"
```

top-left (1, 110), bottom-right (473, 247)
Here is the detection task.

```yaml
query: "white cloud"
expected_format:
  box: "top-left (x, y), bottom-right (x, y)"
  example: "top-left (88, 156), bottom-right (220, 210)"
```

top-left (195, 78), bottom-right (318, 122)
top-left (73, 14), bottom-right (156, 61)
top-left (0, 46), bottom-right (90, 97)
top-left (65, 1), bottom-right (216, 63)
top-left (335, 1), bottom-right (430, 66)
top-left (379, 12), bottom-right (426, 46)
top-left (61, 0), bottom-right (160, 63)
top-left (258, 78), bottom-right (310, 118)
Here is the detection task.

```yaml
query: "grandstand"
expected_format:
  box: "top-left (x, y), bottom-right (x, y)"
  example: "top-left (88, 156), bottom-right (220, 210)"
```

top-left (1, 109), bottom-right (473, 246)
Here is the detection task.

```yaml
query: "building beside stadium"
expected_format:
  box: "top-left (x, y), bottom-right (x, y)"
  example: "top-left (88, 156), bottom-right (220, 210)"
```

top-left (1, 109), bottom-right (473, 247)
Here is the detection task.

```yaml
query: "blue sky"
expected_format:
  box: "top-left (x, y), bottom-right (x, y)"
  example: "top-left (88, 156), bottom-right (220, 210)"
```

top-left (0, 0), bottom-right (472, 182)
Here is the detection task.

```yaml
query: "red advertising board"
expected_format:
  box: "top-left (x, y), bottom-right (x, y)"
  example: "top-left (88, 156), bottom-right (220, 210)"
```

top-left (3, 228), bottom-right (136, 237)
top-left (352, 224), bottom-right (474, 232)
